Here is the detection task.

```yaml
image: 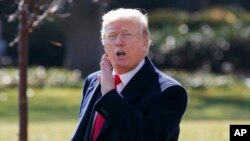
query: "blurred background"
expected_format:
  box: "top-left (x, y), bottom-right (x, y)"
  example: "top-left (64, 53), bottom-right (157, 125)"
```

top-left (0, 0), bottom-right (250, 141)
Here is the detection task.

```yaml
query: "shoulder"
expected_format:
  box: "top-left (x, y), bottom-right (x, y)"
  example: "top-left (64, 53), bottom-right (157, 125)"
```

top-left (154, 68), bottom-right (183, 92)
top-left (144, 57), bottom-right (185, 93)
top-left (153, 68), bottom-right (188, 111)
top-left (81, 70), bottom-right (100, 97)
top-left (82, 70), bottom-right (101, 89)
top-left (85, 70), bottom-right (100, 83)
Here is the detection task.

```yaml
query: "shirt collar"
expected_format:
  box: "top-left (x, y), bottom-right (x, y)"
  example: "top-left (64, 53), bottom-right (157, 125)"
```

top-left (113, 59), bottom-right (145, 86)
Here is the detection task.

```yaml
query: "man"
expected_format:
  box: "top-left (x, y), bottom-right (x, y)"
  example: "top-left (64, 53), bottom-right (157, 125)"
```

top-left (71, 8), bottom-right (188, 141)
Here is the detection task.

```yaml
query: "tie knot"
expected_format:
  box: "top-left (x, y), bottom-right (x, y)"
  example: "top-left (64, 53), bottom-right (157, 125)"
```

top-left (114, 75), bottom-right (122, 86)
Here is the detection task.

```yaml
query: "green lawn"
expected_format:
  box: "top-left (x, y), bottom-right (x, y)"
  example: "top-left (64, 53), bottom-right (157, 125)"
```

top-left (179, 120), bottom-right (250, 141)
top-left (184, 86), bottom-right (250, 120)
top-left (0, 121), bottom-right (75, 141)
top-left (0, 86), bottom-right (250, 141)
top-left (0, 88), bottom-right (81, 122)
top-left (1, 120), bottom-right (249, 141)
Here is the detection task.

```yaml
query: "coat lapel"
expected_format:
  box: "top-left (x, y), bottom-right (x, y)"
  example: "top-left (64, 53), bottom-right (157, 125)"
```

top-left (121, 57), bottom-right (156, 103)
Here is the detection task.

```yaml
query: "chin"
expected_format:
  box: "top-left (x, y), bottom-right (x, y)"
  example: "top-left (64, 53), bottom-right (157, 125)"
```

top-left (114, 63), bottom-right (130, 72)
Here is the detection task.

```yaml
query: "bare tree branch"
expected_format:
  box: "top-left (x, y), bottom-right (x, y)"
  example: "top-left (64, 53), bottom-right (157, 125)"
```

top-left (8, 0), bottom-right (69, 47)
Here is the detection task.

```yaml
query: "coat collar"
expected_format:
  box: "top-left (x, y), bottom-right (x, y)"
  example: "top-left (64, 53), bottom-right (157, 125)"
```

top-left (120, 57), bottom-right (156, 103)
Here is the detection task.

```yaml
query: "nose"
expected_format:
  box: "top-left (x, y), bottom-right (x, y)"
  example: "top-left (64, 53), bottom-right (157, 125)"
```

top-left (115, 34), bottom-right (125, 47)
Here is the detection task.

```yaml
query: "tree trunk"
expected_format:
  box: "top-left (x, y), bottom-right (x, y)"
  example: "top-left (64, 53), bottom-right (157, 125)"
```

top-left (18, 4), bottom-right (29, 141)
top-left (64, 0), bottom-right (107, 76)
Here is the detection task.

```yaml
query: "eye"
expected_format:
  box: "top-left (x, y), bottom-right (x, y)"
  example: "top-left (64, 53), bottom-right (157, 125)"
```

top-left (123, 33), bottom-right (132, 37)
top-left (108, 34), bottom-right (117, 39)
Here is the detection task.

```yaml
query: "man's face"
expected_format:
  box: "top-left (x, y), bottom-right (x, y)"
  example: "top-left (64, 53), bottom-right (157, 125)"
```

top-left (103, 20), bottom-right (148, 74)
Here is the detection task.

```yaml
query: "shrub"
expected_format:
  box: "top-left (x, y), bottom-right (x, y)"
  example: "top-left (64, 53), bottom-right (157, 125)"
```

top-left (0, 67), bottom-right (83, 88)
top-left (149, 7), bottom-right (250, 72)
top-left (0, 67), bottom-right (249, 89)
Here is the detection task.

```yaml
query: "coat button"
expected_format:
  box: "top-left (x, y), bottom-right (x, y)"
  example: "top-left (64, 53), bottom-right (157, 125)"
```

top-left (99, 107), bottom-right (109, 117)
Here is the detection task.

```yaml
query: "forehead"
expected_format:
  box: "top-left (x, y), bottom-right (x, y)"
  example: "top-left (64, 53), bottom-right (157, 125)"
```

top-left (105, 20), bottom-right (139, 32)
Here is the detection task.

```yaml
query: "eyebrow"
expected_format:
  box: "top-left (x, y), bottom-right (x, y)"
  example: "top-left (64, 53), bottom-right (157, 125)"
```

top-left (107, 29), bottom-right (132, 34)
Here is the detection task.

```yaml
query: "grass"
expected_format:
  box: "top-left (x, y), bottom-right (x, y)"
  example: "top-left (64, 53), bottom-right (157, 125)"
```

top-left (0, 121), bottom-right (76, 141)
top-left (179, 120), bottom-right (250, 141)
top-left (1, 120), bottom-right (249, 141)
top-left (184, 86), bottom-right (250, 120)
top-left (0, 85), bottom-right (250, 141)
top-left (0, 87), bottom-right (81, 122)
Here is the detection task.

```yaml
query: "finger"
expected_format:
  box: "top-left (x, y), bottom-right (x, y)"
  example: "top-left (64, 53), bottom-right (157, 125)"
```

top-left (100, 60), bottom-right (111, 81)
top-left (103, 56), bottom-right (112, 71)
top-left (100, 54), bottom-right (113, 83)
top-left (104, 55), bottom-right (112, 67)
top-left (100, 61), bottom-right (106, 75)
top-left (100, 54), bottom-right (106, 71)
top-left (103, 59), bottom-right (112, 77)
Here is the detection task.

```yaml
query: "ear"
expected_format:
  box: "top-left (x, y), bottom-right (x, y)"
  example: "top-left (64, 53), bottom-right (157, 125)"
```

top-left (141, 37), bottom-right (149, 52)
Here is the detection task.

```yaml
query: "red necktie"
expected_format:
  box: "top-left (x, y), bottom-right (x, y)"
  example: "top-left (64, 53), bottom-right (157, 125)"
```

top-left (91, 113), bottom-right (104, 141)
top-left (90, 75), bottom-right (122, 141)
top-left (114, 75), bottom-right (122, 88)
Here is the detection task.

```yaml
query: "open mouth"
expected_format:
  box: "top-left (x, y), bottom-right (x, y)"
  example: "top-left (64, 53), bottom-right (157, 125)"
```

top-left (116, 51), bottom-right (126, 57)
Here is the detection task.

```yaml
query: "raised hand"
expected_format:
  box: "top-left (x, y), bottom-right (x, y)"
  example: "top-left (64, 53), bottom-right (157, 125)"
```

top-left (99, 54), bottom-right (115, 95)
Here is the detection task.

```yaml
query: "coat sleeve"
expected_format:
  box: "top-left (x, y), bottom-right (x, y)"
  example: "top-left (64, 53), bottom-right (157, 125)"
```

top-left (78, 76), bottom-right (91, 118)
top-left (94, 85), bottom-right (188, 141)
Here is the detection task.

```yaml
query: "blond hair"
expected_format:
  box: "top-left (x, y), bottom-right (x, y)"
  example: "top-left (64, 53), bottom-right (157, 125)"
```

top-left (101, 8), bottom-right (151, 48)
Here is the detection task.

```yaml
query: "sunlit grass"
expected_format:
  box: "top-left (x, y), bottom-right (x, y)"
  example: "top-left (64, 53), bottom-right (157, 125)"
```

top-left (0, 85), bottom-right (250, 141)
top-left (1, 86), bottom-right (249, 121)
top-left (179, 120), bottom-right (250, 141)
top-left (0, 87), bottom-right (82, 122)
top-left (1, 120), bottom-right (249, 141)
top-left (0, 121), bottom-right (76, 141)
top-left (183, 86), bottom-right (250, 120)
